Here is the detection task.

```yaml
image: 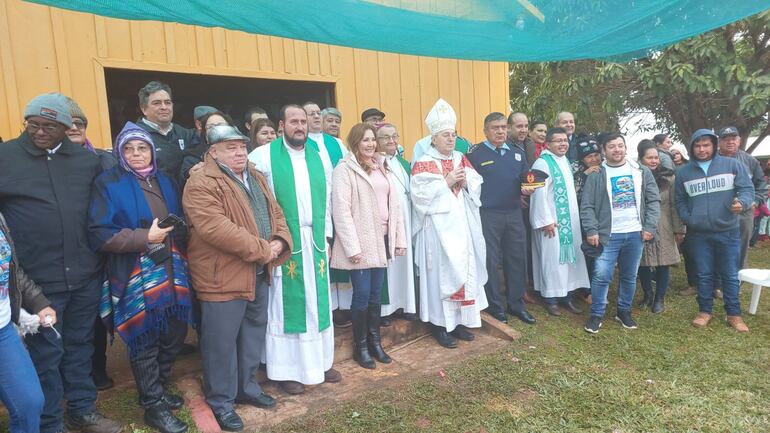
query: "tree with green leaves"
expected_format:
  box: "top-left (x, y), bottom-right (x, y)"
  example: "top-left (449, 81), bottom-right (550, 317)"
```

top-left (510, 10), bottom-right (770, 151)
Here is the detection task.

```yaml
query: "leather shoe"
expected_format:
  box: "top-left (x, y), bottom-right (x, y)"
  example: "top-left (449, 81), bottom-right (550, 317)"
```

top-left (235, 393), bottom-right (276, 408)
top-left (522, 291), bottom-right (537, 305)
top-left (161, 392), bottom-right (184, 410)
top-left (561, 300), bottom-right (583, 314)
top-left (324, 368), bottom-right (342, 383)
top-left (487, 310), bottom-right (508, 323)
top-left (692, 312), bottom-right (713, 328)
top-left (144, 404), bottom-right (188, 433)
top-left (509, 309), bottom-right (536, 325)
top-left (431, 325), bottom-right (458, 348)
top-left (545, 304), bottom-right (561, 316)
top-left (214, 410), bottom-right (244, 432)
top-left (402, 312), bottom-right (418, 321)
top-left (380, 316), bottom-right (392, 326)
top-left (66, 412), bottom-right (123, 433)
top-left (450, 325), bottom-right (475, 341)
top-left (278, 380), bottom-right (305, 395)
top-left (726, 315), bottom-right (749, 332)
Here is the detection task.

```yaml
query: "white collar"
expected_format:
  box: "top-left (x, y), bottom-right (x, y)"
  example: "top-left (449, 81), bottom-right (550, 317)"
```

top-left (47, 143), bottom-right (63, 154)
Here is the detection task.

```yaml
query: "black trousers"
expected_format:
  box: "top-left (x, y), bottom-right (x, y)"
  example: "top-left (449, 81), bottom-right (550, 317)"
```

top-left (129, 318), bottom-right (188, 408)
top-left (480, 208), bottom-right (527, 315)
top-left (91, 318), bottom-right (108, 376)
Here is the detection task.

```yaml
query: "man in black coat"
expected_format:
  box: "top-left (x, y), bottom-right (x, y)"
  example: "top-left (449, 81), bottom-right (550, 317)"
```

top-left (0, 93), bottom-right (122, 433)
top-left (136, 81), bottom-right (200, 182)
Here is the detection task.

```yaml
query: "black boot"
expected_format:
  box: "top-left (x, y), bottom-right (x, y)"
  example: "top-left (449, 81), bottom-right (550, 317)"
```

top-left (431, 324), bottom-right (457, 349)
top-left (652, 289), bottom-right (665, 314)
top-left (367, 304), bottom-right (392, 363)
top-left (351, 310), bottom-right (375, 369)
top-left (637, 289), bottom-right (653, 308)
top-left (144, 403), bottom-right (188, 433)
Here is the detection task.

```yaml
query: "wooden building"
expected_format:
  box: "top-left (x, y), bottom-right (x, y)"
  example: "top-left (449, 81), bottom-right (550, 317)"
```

top-left (0, 0), bottom-right (509, 155)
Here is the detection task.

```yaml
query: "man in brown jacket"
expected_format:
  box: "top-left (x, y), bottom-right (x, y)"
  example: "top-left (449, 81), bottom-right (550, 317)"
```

top-left (183, 125), bottom-right (291, 432)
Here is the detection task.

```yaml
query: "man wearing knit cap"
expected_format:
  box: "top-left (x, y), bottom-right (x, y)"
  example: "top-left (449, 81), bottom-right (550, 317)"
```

top-left (0, 93), bottom-right (123, 433)
top-left (193, 105), bottom-right (218, 136)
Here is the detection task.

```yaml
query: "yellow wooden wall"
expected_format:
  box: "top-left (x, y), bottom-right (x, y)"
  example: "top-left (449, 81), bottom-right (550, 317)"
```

top-left (0, 0), bottom-right (509, 155)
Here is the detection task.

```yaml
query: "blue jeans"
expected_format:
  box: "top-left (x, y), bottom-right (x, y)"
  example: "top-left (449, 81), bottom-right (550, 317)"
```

top-left (26, 279), bottom-right (100, 433)
top-left (590, 232), bottom-right (643, 317)
top-left (0, 322), bottom-right (45, 433)
top-left (350, 268), bottom-right (386, 311)
top-left (688, 229), bottom-right (742, 315)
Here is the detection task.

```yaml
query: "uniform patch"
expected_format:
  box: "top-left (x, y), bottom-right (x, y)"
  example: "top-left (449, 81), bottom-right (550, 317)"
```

top-left (481, 160), bottom-right (495, 166)
top-left (178, 139), bottom-right (185, 150)
top-left (515, 153), bottom-right (522, 161)
top-left (684, 173), bottom-right (735, 197)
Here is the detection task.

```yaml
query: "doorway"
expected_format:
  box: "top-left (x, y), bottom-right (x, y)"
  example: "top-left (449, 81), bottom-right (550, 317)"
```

top-left (104, 68), bottom-right (335, 139)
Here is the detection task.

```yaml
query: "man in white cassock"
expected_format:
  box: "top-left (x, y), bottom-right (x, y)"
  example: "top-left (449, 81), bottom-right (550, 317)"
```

top-left (249, 104), bottom-right (341, 395)
top-left (530, 127), bottom-right (590, 316)
top-left (411, 98), bottom-right (488, 349)
top-left (301, 101), bottom-right (355, 324)
top-left (375, 123), bottom-right (417, 321)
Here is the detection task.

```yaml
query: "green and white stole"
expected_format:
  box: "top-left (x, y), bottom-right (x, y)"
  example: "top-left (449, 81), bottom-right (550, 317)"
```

top-left (541, 153), bottom-right (576, 264)
top-left (270, 139), bottom-right (331, 333)
top-left (308, 133), bottom-right (344, 167)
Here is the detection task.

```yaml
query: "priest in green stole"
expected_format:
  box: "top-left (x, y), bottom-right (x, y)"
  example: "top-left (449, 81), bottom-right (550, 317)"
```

top-left (249, 104), bottom-right (341, 395)
top-left (302, 102), bottom-right (355, 322)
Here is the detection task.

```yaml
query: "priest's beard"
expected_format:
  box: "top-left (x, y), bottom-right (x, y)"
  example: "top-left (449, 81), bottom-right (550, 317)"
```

top-left (285, 132), bottom-right (307, 149)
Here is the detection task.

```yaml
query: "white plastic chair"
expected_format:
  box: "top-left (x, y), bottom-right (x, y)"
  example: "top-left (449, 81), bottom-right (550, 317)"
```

top-left (738, 269), bottom-right (770, 315)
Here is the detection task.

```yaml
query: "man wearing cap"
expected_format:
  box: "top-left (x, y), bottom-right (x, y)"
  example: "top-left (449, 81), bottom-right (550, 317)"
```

top-left (572, 135), bottom-right (603, 204)
top-left (467, 112), bottom-right (535, 325)
top-left (718, 126), bottom-right (768, 270)
top-left (136, 81), bottom-right (199, 182)
top-left (361, 108), bottom-right (386, 125)
top-left (412, 98), bottom-right (488, 348)
top-left (530, 128), bottom-right (590, 317)
top-left (321, 108), bottom-right (342, 138)
top-left (249, 104), bottom-right (342, 395)
top-left (0, 93), bottom-right (122, 433)
top-left (675, 129), bottom-right (754, 332)
top-left (193, 105), bottom-right (218, 137)
top-left (183, 124), bottom-right (291, 431)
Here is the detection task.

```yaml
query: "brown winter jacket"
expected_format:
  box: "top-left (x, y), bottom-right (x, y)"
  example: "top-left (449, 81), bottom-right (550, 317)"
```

top-left (183, 153), bottom-right (292, 302)
top-left (0, 212), bottom-right (50, 324)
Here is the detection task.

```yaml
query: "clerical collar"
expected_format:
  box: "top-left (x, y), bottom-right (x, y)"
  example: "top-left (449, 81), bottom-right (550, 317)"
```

top-left (141, 118), bottom-right (173, 135)
top-left (47, 143), bottom-right (63, 154)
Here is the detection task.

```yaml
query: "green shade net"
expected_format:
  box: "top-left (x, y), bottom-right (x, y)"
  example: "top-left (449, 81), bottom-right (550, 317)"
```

top-left (26, 0), bottom-right (768, 62)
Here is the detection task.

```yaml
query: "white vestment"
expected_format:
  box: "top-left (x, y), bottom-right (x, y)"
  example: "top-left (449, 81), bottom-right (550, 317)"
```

top-left (249, 139), bottom-right (335, 385)
top-left (529, 150), bottom-right (590, 298)
top-left (308, 131), bottom-right (354, 310)
top-left (411, 148), bottom-right (488, 332)
top-left (381, 154), bottom-right (416, 316)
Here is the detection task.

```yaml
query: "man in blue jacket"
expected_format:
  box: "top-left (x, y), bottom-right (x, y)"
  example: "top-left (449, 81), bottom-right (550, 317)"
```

top-left (674, 129), bottom-right (754, 332)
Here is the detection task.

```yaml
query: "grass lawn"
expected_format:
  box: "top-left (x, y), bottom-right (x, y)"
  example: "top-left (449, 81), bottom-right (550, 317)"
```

top-left (268, 243), bottom-right (770, 433)
top-left (3, 244), bottom-right (769, 433)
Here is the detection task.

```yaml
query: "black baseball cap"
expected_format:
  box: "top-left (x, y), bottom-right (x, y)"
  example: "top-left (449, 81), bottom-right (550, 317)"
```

top-left (361, 108), bottom-right (385, 122)
top-left (718, 126), bottom-right (740, 138)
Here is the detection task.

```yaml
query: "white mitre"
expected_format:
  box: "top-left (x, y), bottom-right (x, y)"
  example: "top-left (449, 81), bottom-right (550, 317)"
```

top-left (424, 98), bottom-right (457, 136)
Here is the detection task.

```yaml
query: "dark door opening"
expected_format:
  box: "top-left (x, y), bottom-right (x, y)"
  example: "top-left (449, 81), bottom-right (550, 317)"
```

top-left (104, 68), bottom-right (335, 140)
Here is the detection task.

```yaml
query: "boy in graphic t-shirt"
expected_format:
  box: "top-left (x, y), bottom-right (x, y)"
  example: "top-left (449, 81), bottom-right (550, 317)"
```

top-left (579, 133), bottom-right (661, 334)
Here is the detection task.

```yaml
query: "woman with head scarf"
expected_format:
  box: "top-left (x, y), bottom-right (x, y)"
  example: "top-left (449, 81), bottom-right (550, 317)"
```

top-left (88, 122), bottom-right (194, 433)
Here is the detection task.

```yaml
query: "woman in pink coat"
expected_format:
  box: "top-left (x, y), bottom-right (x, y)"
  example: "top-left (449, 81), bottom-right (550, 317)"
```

top-left (330, 123), bottom-right (406, 370)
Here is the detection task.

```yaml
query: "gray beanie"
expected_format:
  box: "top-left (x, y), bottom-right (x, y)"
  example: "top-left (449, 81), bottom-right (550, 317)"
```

top-left (194, 105), bottom-right (218, 120)
top-left (24, 93), bottom-right (73, 128)
top-left (65, 96), bottom-right (87, 124)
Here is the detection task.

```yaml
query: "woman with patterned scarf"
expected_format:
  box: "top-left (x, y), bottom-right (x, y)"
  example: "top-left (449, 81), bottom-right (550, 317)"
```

top-left (88, 122), bottom-right (193, 433)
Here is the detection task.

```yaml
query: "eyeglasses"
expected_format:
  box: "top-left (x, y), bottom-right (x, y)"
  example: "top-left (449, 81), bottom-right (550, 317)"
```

top-left (72, 120), bottom-right (87, 129)
top-left (25, 120), bottom-right (62, 134)
top-left (377, 134), bottom-right (399, 142)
